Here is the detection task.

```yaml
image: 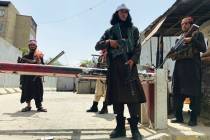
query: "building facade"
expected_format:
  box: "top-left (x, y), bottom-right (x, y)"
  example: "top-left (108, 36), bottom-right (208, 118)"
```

top-left (0, 1), bottom-right (37, 50)
top-left (15, 15), bottom-right (37, 49)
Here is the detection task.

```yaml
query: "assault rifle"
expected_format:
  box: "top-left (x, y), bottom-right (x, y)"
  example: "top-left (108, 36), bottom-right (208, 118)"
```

top-left (18, 51), bottom-right (65, 65)
top-left (47, 51), bottom-right (65, 65)
top-left (111, 23), bottom-right (135, 96)
top-left (158, 24), bottom-right (199, 68)
top-left (18, 51), bottom-right (65, 81)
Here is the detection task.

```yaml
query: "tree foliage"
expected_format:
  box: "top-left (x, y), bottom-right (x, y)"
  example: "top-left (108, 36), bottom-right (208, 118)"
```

top-left (80, 59), bottom-right (94, 67)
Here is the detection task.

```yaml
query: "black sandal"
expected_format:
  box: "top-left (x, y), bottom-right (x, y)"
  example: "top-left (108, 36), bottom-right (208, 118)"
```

top-left (37, 107), bottom-right (47, 112)
top-left (21, 106), bottom-right (31, 112)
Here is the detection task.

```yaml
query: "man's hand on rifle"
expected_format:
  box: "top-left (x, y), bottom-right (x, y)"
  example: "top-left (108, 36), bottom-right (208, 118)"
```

top-left (169, 53), bottom-right (177, 60)
top-left (183, 37), bottom-right (192, 44)
top-left (107, 39), bottom-right (119, 49)
top-left (17, 57), bottom-right (22, 63)
top-left (126, 59), bottom-right (134, 69)
top-left (18, 57), bottom-right (35, 64)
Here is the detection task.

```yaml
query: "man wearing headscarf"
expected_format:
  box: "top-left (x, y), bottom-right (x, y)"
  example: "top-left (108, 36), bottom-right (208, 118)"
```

top-left (95, 4), bottom-right (145, 140)
top-left (18, 40), bottom-right (47, 112)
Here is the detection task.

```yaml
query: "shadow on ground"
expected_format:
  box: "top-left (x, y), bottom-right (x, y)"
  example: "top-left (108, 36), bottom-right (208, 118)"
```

top-left (3, 110), bottom-right (38, 118)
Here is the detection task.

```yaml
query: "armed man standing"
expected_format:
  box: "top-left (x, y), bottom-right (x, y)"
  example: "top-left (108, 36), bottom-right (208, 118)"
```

top-left (86, 49), bottom-right (109, 114)
top-left (18, 40), bottom-right (47, 112)
top-left (171, 17), bottom-right (206, 126)
top-left (95, 4), bottom-right (146, 140)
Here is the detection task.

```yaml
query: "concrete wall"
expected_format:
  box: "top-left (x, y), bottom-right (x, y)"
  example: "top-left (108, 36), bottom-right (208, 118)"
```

top-left (4, 3), bottom-right (19, 45)
top-left (0, 37), bottom-right (22, 87)
top-left (43, 76), bottom-right (57, 88)
top-left (200, 20), bottom-right (210, 43)
top-left (77, 79), bottom-right (96, 94)
top-left (201, 63), bottom-right (210, 119)
top-left (15, 15), bottom-right (37, 49)
top-left (200, 20), bottom-right (210, 119)
top-left (0, 6), bottom-right (7, 38)
top-left (56, 77), bottom-right (76, 91)
top-left (15, 15), bottom-right (31, 49)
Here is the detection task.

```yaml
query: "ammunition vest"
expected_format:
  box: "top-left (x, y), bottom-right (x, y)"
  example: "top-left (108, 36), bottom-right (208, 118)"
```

top-left (108, 24), bottom-right (136, 59)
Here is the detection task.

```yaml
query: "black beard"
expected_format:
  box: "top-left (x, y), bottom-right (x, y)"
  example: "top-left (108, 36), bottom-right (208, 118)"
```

top-left (29, 49), bottom-right (36, 54)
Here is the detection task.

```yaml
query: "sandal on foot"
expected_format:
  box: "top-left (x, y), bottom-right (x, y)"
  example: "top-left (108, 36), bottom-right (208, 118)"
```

top-left (21, 106), bottom-right (31, 112)
top-left (37, 107), bottom-right (47, 112)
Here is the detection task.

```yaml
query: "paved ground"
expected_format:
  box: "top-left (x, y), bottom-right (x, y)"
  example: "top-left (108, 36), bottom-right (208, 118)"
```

top-left (0, 92), bottom-right (210, 140)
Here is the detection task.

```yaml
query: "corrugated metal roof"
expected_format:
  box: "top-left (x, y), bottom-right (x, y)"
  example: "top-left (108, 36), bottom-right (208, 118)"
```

top-left (143, 0), bottom-right (210, 38)
top-left (0, 1), bottom-right (11, 6)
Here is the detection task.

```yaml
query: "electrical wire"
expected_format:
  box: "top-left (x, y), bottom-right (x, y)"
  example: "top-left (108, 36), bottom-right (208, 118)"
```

top-left (40, 0), bottom-right (107, 25)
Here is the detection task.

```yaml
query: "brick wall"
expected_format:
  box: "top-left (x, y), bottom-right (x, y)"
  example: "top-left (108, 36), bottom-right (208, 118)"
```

top-left (201, 62), bottom-right (210, 119)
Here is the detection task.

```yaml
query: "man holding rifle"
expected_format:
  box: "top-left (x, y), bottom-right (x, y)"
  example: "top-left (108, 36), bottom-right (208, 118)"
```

top-left (171, 17), bottom-right (206, 126)
top-left (18, 40), bottom-right (47, 112)
top-left (86, 49), bottom-right (109, 114)
top-left (95, 4), bottom-right (145, 140)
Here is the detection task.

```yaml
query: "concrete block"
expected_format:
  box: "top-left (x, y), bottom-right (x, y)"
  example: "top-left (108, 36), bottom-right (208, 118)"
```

top-left (0, 88), bottom-right (8, 95)
top-left (14, 88), bottom-right (21, 92)
top-left (5, 88), bottom-right (16, 94)
top-left (77, 79), bottom-right (96, 94)
top-left (155, 69), bottom-right (168, 130)
top-left (141, 103), bottom-right (149, 125)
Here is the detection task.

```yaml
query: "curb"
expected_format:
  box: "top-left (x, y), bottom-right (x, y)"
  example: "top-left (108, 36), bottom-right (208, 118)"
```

top-left (0, 88), bottom-right (7, 95)
top-left (5, 88), bottom-right (16, 94)
top-left (0, 87), bottom-right (56, 95)
top-left (44, 87), bottom-right (56, 92)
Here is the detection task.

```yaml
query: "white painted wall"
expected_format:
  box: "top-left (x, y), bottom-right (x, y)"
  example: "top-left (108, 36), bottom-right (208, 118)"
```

top-left (141, 37), bottom-right (177, 76)
top-left (0, 37), bottom-right (22, 87)
top-left (56, 77), bottom-right (76, 91)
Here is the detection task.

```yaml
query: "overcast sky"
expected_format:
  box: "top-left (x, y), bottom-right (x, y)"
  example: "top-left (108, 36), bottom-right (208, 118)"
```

top-left (9, 0), bottom-right (175, 66)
